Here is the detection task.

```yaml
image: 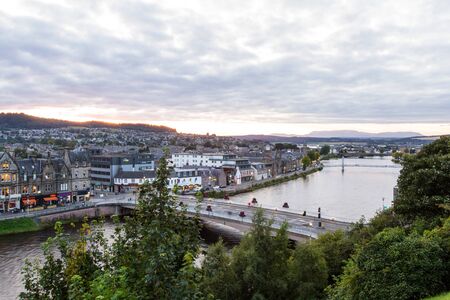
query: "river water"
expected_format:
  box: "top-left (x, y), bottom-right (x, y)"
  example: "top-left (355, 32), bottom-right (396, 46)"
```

top-left (0, 157), bottom-right (399, 299)
top-left (232, 156), bottom-right (400, 222)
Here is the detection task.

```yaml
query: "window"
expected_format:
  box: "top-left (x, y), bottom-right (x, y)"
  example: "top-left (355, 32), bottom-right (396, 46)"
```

top-left (33, 174), bottom-right (36, 180)
top-left (60, 183), bottom-right (68, 191)
top-left (0, 174), bottom-right (11, 182)
top-left (1, 162), bottom-right (9, 169)
top-left (22, 186), bottom-right (28, 193)
top-left (32, 185), bottom-right (37, 193)
top-left (1, 187), bottom-right (9, 196)
top-left (24, 174), bottom-right (27, 181)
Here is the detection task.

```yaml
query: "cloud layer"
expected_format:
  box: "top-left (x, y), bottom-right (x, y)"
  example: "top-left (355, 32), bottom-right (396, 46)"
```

top-left (1, 0), bottom-right (450, 127)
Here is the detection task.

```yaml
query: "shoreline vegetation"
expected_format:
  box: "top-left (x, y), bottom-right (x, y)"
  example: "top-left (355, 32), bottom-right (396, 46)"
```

top-left (0, 217), bottom-right (41, 235)
top-left (205, 167), bottom-right (322, 199)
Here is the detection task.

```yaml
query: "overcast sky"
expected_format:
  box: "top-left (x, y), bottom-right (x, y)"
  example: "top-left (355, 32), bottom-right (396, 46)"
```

top-left (1, 0), bottom-right (450, 135)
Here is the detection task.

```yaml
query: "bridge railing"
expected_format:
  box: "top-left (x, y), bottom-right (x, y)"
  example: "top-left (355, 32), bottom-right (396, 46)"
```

top-left (0, 201), bottom-right (96, 221)
top-left (185, 206), bottom-right (319, 239)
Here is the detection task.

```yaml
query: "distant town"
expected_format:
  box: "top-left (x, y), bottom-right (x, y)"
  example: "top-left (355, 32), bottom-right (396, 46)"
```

top-left (0, 113), bottom-right (434, 213)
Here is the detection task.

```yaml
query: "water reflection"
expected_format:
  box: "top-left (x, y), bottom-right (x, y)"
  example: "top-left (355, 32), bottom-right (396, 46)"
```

top-left (232, 157), bottom-right (400, 222)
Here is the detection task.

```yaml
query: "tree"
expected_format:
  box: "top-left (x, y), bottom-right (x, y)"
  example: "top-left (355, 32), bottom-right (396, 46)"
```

top-left (320, 145), bottom-right (331, 156)
top-left (201, 239), bottom-right (237, 300)
top-left (287, 244), bottom-right (328, 300)
top-left (301, 156), bottom-right (312, 170)
top-left (328, 227), bottom-right (447, 300)
top-left (307, 150), bottom-right (320, 161)
top-left (311, 230), bottom-right (354, 284)
top-left (21, 155), bottom-right (204, 300)
top-left (394, 136), bottom-right (450, 223)
top-left (228, 209), bottom-right (291, 300)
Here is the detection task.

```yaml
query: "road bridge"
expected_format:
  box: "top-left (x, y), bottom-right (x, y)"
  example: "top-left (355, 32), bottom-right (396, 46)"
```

top-left (324, 164), bottom-right (401, 168)
top-left (101, 196), bottom-right (352, 240)
top-left (0, 193), bottom-right (352, 241)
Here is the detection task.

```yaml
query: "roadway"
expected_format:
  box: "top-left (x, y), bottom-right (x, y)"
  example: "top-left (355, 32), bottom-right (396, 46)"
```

top-left (0, 191), bottom-right (351, 239)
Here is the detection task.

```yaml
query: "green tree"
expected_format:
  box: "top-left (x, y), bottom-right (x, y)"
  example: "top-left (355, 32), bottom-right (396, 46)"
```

top-left (227, 209), bottom-right (291, 300)
top-left (307, 150), bottom-right (319, 161)
top-left (301, 156), bottom-right (312, 170)
top-left (320, 145), bottom-right (331, 156)
top-left (21, 155), bottom-right (204, 300)
top-left (394, 136), bottom-right (450, 223)
top-left (311, 230), bottom-right (354, 284)
top-left (329, 227), bottom-right (447, 300)
top-left (201, 239), bottom-right (237, 300)
top-left (287, 244), bottom-right (328, 300)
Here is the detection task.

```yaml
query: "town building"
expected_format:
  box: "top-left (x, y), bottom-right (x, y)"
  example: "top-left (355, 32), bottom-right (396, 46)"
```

top-left (0, 152), bottom-right (20, 211)
top-left (171, 153), bottom-right (237, 168)
top-left (64, 150), bottom-right (91, 201)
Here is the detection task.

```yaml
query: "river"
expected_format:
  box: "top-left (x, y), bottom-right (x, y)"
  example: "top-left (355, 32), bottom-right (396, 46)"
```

top-left (0, 157), bottom-right (399, 298)
top-left (232, 156), bottom-right (400, 222)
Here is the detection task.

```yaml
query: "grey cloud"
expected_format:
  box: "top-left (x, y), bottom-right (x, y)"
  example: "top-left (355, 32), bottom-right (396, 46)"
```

top-left (0, 0), bottom-right (449, 124)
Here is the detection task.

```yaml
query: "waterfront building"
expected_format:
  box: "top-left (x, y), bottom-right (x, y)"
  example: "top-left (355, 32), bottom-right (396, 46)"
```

top-left (90, 153), bottom-right (155, 192)
top-left (251, 162), bottom-right (271, 181)
top-left (18, 154), bottom-right (71, 208)
top-left (63, 150), bottom-right (91, 201)
top-left (0, 152), bottom-right (20, 211)
top-left (171, 152), bottom-right (237, 168)
top-left (114, 167), bottom-right (202, 192)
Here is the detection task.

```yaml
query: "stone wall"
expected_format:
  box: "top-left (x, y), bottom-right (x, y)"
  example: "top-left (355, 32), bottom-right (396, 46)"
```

top-left (38, 206), bottom-right (119, 224)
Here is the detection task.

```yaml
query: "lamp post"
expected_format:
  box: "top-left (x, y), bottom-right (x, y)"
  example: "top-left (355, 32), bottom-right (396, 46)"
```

top-left (318, 207), bottom-right (322, 228)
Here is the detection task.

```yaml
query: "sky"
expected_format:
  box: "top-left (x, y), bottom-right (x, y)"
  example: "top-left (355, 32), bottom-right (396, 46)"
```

top-left (1, 0), bottom-right (450, 136)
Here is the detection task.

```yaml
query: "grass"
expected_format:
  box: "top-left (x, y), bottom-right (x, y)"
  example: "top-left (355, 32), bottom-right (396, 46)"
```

top-left (425, 292), bottom-right (450, 300)
top-left (0, 217), bottom-right (41, 235)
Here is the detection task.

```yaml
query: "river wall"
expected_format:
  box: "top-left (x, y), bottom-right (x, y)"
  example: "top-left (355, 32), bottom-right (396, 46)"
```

top-left (37, 206), bottom-right (119, 224)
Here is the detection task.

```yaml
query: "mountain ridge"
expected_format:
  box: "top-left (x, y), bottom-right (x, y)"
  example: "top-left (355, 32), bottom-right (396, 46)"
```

top-left (0, 113), bottom-right (176, 133)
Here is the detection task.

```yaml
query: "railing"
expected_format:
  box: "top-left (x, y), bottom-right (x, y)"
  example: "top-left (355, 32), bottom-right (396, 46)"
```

top-left (184, 206), bottom-right (319, 238)
top-left (0, 201), bottom-right (96, 221)
top-left (324, 164), bottom-right (401, 168)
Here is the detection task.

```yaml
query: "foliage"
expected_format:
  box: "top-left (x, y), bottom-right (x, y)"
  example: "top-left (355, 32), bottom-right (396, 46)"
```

top-left (287, 244), bottom-right (328, 299)
top-left (201, 239), bottom-right (237, 299)
top-left (307, 150), bottom-right (320, 161)
top-left (0, 217), bottom-right (41, 235)
top-left (320, 144), bottom-right (331, 155)
top-left (202, 209), bottom-right (330, 300)
top-left (394, 136), bottom-right (450, 223)
top-left (20, 155), bottom-right (203, 300)
top-left (301, 156), bottom-right (312, 170)
top-left (328, 227), bottom-right (448, 300)
top-left (311, 230), bottom-right (354, 284)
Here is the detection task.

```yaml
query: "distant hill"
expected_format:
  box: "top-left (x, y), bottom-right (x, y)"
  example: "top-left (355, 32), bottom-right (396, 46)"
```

top-left (234, 134), bottom-right (430, 145)
top-left (302, 130), bottom-right (422, 138)
top-left (0, 113), bottom-right (176, 133)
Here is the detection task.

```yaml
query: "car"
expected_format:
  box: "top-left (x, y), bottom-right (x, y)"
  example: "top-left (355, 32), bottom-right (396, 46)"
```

top-left (239, 211), bottom-right (246, 218)
top-left (9, 208), bottom-right (20, 214)
top-left (206, 205), bottom-right (212, 212)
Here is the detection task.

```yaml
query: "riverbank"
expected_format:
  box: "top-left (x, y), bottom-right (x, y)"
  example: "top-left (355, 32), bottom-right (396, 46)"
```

top-left (0, 217), bottom-right (42, 235)
top-left (206, 167), bottom-right (322, 199)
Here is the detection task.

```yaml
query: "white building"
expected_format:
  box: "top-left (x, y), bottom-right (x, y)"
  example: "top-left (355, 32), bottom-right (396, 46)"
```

top-left (114, 168), bottom-right (202, 192)
top-left (171, 153), bottom-right (237, 168)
